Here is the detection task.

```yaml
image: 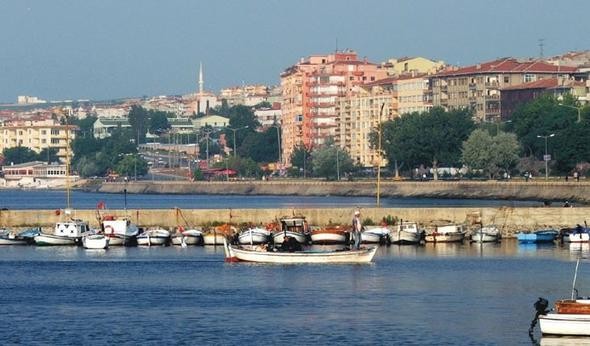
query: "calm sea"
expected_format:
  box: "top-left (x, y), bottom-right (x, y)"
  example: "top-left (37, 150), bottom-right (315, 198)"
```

top-left (0, 189), bottom-right (541, 210)
top-left (0, 241), bottom-right (588, 345)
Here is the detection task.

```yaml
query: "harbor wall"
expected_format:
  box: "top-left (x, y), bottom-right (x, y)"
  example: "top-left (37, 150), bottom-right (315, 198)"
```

top-left (2, 207), bottom-right (588, 238)
top-left (93, 180), bottom-right (590, 204)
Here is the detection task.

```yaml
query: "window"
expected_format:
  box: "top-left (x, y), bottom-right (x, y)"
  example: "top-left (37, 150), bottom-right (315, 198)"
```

top-left (41, 130), bottom-right (46, 135)
top-left (504, 76), bottom-right (510, 83)
top-left (524, 74), bottom-right (536, 83)
top-left (51, 138), bottom-right (60, 144)
top-left (51, 129), bottom-right (60, 135)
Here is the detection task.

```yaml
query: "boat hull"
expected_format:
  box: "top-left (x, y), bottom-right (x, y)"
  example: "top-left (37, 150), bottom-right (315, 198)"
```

top-left (0, 237), bottom-right (28, 245)
top-left (106, 234), bottom-right (137, 246)
top-left (137, 236), bottom-right (169, 246)
top-left (203, 233), bottom-right (226, 245)
top-left (34, 234), bottom-right (79, 246)
top-left (424, 233), bottom-right (465, 243)
top-left (83, 235), bottom-right (109, 249)
top-left (389, 230), bottom-right (421, 244)
top-left (360, 232), bottom-right (383, 244)
top-left (539, 314), bottom-right (590, 336)
top-left (171, 235), bottom-right (203, 246)
top-left (273, 231), bottom-right (307, 244)
top-left (238, 232), bottom-right (269, 245)
top-left (311, 230), bottom-right (347, 245)
top-left (564, 233), bottom-right (590, 243)
top-left (471, 232), bottom-right (500, 243)
top-left (225, 242), bottom-right (378, 264)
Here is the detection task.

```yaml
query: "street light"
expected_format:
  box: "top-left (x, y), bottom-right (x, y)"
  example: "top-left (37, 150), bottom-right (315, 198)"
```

top-left (271, 124), bottom-right (282, 167)
top-left (335, 146), bottom-right (340, 181)
top-left (558, 103), bottom-right (582, 123)
top-left (203, 129), bottom-right (215, 168)
top-left (537, 133), bottom-right (555, 180)
top-left (227, 126), bottom-right (248, 157)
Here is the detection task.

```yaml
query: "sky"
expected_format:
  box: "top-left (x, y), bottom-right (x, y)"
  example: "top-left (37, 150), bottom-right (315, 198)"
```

top-left (0, 0), bottom-right (588, 103)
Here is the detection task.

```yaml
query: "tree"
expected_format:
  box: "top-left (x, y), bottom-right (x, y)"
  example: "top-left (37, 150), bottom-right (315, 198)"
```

top-left (2, 147), bottom-right (39, 164)
top-left (71, 115), bottom-right (97, 137)
top-left (461, 129), bottom-right (520, 178)
top-left (290, 145), bottom-right (312, 177)
top-left (148, 111), bottom-right (170, 135)
top-left (312, 146), bottom-right (354, 180)
top-left (38, 148), bottom-right (60, 164)
top-left (114, 154), bottom-right (148, 178)
top-left (239, 128), bottom-right (279, 163)
top-left (127, 105), bottom-right (149, 144)
top-left (381, 107), bottom-right (475, 179)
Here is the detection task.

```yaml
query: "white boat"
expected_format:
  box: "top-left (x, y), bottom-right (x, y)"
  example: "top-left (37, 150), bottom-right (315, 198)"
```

top-left (171, 229), bottom-right (203, 246)
top-left (389, 221), bottom-right (423, 245)
top-left (203, 231), bottom-right (227, 245)
top-left (224, 238), bottom-right (378, 264)
top-left (0, 229), bottom-right (29, 245)
top-left (424, 224), bottom-right (465, 243)
top-left (83, 234), bottom-right (109, 249)
top-left (361, 226), bottom-right (390, 244)
top-left (102, 217), bottom-right (140, 246)
top-left (272, 216), bottom-right (309, 244)
top-left (535, 258), bottom-right (590, 336)
top-left (238, 227), bottom-right (270, 245)
top-left (34, 218), bottom-right (91, 246)
top-left (136, 229), bottom-right (170, 246)
top-left (561, 226), bottom-right (590, 243)
top-left (471, 226), bottom-right (501, 243)
top-left (310, 226), bottom-right (348, 245)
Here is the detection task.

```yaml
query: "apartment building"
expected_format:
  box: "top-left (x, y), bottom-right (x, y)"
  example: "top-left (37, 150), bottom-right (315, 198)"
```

top-left (0, 119), bottom-right (77, 162)
top-left (431, 58), bottom-right (578, 122)
top-left (280, 50), bottom-right (387, 164)
top-left (383, 56), bottom-right (445, 76)
top-left (337, 86), bottom-right (393, 168)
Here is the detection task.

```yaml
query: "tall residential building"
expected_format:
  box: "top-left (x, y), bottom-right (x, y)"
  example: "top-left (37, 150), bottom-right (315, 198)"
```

top-left (431, 58), bottom-right (578, 122)
top-left (280, 50), bottom-right (387, 164)
top-left (0, 119), bottom-right (77, 163)
top-left (337, 86), bottom-right (393, 168)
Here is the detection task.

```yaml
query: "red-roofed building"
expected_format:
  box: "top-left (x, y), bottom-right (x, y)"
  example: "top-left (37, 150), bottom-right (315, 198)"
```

top-left (500, 78), bottom-right (586, 119)
top-left (431, 58), bottom-right (578, 121)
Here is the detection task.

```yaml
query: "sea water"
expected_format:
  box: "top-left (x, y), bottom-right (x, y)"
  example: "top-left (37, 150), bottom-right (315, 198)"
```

top-left (0, 241), bottom-right (587, 345)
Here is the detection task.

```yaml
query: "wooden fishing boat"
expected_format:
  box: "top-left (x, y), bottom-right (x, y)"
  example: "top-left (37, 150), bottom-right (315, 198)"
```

top-left (238, 227), bottom-right (271, 245)
top-left (0, 229), bottom-right (29, 245)
top-left (136, 229), bottom-right (170, 246)
top-left (203, 224), bottom-right (237, 245)
top-left (389, 221), bottom-right (423, 245)
top-left (171, 229), bottom-right (204, 246)
top-left (102, 216), bottom-right (140, 246)
top-left (471, 226), bottom-right (501, 243)
top-left (533, 258), bottom-right (590, 336)
top-left (310, 226), bottom-right (348, 245)
top-left (83, 234), bottom-right (109, 249)
top-left (361, 226), bottom-right (390, 244)
top-left (34, 217), bottom-right (91, 246)
top-left (223, 238), bottom-right (377, 264)
top-left (424, 224), bottom-right (465, 243)
top-left (560, 226), bottom-right (590, 243)
top-left (517, 229), bottom-right (558, 244)
top-left (272, 216), bottom-right (309, 244)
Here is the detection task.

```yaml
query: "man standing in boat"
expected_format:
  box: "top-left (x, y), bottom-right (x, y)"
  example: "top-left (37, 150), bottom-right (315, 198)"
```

top-left (352, 210), bottom-right (362, 250)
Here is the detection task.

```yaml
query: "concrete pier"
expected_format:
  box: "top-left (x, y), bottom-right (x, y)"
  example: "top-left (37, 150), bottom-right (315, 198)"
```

top-left (2, 206), bottom-right (588, 238)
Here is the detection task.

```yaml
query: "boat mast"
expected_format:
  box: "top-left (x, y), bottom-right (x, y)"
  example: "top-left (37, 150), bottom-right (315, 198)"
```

top-left (571, 257), bottom-right (581, 300)
top-left (376, 103), bottom-right (385, 207)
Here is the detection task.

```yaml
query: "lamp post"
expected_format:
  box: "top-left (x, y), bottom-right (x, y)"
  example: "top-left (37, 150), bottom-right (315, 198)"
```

top-left (537, 133), bottom-right (555, 180)
top-left (203, 129), bottom-right (215, 168)
top-left (335, 146), bottom-right (340, 181)
top-left (558, 104), bottom-right (582, 123)
top-left (271, 124), bottom-right (282, 168)
top-left (228, 126), bottom-right (248, 157)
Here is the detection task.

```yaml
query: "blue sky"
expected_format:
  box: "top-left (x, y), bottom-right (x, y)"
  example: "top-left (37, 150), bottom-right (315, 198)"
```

top-left (0, 0), bottom-right (588, 103)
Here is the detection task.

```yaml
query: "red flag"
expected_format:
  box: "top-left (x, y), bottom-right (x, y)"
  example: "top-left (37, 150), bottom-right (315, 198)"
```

top-left (97, 201), bottom-right (106, 210)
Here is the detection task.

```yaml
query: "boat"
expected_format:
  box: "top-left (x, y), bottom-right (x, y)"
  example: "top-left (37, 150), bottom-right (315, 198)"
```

top-left (0, 229), bottom-right (29, 245)
top-left (171, 228), bottom-right (203, 246)
top-left (83, 233), bottom-right (109, 249)
top-left (517, 229), bottom-right (558, 244)
top-left (136, 229), bottom-right (170, 246)
top-left (361, 226), bottom-right (390, 244)
top-left (223, 238), bottom-right (378, 264)
top-left (238, 226), bottom-right (271, 245)
top-left (424, 223), bottom-right (466, 243)
top-left (560, 225), bottom-right (590, 243)
top-left (471, 225), bottom-right (501, 243)
top-left (34, 216), bottom-right (91, 246)
top-left (102, 216), bottom-right (140, 246)
top-left (533, 258), bottom-right (590, 336)
top-left (272, 216), bottom-right (309, 244)
top-left (389, 221), bottom-right (423, 245)
top-left (310, 225), bottom-right (348, 245)
top-left (203, 224), bottom-right (236, 246)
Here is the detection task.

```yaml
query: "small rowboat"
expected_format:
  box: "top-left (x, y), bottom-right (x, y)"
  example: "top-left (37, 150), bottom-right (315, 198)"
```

top-left (223, 238), bottom-right (377, 264)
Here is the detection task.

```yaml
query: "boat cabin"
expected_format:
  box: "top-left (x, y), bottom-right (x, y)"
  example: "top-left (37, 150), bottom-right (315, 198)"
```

top-left (280, 217), bottom-right (309, 234)
top-left (54, 220), bottom-right (90, 238)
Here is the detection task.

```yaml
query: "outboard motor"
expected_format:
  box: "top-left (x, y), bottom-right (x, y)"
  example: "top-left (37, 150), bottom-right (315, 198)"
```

top-left (529, 297), bottom-right (549, 338)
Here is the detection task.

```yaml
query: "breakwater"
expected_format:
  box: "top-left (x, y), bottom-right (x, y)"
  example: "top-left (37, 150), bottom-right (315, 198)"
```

top-left (92, 180), bottom-right (590, 204)
top-left (2, 207), bottom-right (588, 238)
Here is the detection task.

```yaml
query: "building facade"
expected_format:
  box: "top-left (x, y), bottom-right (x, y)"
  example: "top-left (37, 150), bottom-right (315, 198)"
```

top-left (431, 58), bottom-right (578, 122)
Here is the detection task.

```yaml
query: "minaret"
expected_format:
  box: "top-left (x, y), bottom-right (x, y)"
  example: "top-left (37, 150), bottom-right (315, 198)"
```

top-left (198, 62), bottom-right (204, 95)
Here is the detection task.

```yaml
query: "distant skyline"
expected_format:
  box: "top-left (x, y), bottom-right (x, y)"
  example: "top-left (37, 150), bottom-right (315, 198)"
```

top-left (1, 0), bottom-right (588, 103)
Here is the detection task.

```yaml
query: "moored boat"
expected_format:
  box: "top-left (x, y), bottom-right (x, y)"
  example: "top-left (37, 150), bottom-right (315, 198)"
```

top-left (424, 224), bottom-right (465, 243)
top-left (238, 227), bottom-right (270, 245)
top-left (533, 258), bottom-right (590, 336)
top-left (560, 225), bottom-right (590, 243)
top-left (471, 225), bottom-right (501, 243)
top-left (272, 216), bottom-right (309, 244)
top-left (361, 226), bottom-right (390, 244)
top-left (0, 229), bottom-right (29, 245)
top-left (83, 234), bottom-right (109, 249)
top-left (34, 218), bottom-right (91, 246)
top-left (102, 216), bottom-right (140, 246)
top-left (171, 228), bottom-right (203, 246)
top-left (517, 229), bottom-right (558, 244)
top-left (310, 226), bottom-right (348, 245)
top-left (223, 238), bottom-right (378, 264)
top-left (136, 229), bottom-right (170, 246)
top-left (389, 221), bottom-right (423, 245)
top-left (203, 224), bottom-right (236, 245)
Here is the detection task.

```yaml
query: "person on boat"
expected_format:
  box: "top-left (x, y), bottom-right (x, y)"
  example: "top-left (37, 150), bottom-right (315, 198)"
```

top-left (280, 236), bottom-right (302, 252)
top-left (352, 210), bottom-right (362, 250)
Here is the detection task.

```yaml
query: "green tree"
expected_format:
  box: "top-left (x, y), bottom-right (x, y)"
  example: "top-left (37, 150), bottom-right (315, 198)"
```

top-left (239, 128), bottom-right (279, 163)
top-left (148, 111), bottom-right (171, 135)
top-left (114, 154), bottom-right (148, 178)
top-left (127, 105), bottom-right (149, 144)
top-left (71, 115), bottom-right (97, 137)
top-left (38, 148), bottom-right (60, 164)
top-left (311, 146), bottom-right (354, 180)
top-left (381, 107), bottom-right (475, 179)
top-left (461, 129), bottom-right (520, 179)
top-left (2, 146), bottom-right (39, 164)
top-left (290, 145), bottom-right (312, 177)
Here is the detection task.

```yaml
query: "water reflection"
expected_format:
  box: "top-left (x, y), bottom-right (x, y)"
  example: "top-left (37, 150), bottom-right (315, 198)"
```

top-left (541, 336), bottom-right (590, 346)
top-left (566, 242), bottom-right (590, 259)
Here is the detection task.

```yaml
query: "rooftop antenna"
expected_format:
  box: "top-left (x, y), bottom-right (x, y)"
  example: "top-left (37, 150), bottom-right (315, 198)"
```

top-left (538, 38), bottom-right (545, 58)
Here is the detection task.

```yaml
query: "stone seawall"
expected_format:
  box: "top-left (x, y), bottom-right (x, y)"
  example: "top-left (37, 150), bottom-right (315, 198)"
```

top-left (2, 207), bottom-right (588, 238)
top-left (93, 180), bottom-right (590, 204)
